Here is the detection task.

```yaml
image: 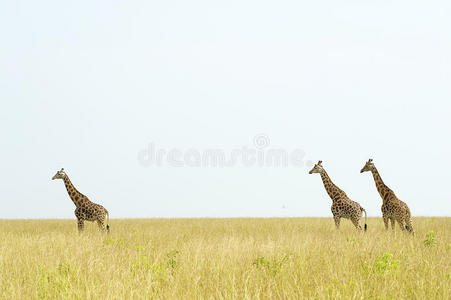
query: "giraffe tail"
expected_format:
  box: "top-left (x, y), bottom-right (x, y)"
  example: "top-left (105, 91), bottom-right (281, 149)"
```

top-left (362, 207), bottom-right (368, 231)
top-left (106, 211), bottom-right (110, 233)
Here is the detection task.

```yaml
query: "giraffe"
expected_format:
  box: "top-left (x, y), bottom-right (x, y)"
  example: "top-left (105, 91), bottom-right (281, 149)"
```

top-left (360, 159), bottom-right (414, 234)
top-left (52, 168), bottom-right (110, 233)
top-left (309, 161), bottom-right (367, 231)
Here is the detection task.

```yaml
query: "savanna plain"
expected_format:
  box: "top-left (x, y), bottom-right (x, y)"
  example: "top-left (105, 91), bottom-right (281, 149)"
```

top-left (0, 217), bottom-right (450, 299)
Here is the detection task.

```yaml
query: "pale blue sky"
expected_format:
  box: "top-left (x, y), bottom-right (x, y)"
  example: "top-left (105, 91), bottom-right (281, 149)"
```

top-left (1, 1), bottom-right (450, 218)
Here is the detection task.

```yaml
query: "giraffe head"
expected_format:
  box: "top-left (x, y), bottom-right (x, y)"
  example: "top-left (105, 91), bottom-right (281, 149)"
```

top-left (308, 160), bottom-right (324, 174)
top-left (52, 168), bottom-right (67, 180)
top-left (360, 159), bottom-right (375, 173)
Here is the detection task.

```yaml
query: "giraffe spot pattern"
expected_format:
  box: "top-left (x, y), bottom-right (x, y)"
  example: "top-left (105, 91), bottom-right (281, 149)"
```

top-left (370, 167), bottom-right (414, 234)
top-left (318, 170), bottom-right (366, 230)
top-left (63, 176), bottom-right (109, 232)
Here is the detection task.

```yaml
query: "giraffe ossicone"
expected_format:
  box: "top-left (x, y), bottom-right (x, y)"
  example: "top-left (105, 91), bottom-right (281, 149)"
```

top-left (52, 168), bottom-right (110, 233)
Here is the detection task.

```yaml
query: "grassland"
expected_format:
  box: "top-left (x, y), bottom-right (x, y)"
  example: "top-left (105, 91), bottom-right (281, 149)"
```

top-left (0, 217), bottom-right (450, 299)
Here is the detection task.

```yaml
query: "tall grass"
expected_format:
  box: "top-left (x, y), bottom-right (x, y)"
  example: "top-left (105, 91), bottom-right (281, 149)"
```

top-left (0, 217), bottom-right (450, 299)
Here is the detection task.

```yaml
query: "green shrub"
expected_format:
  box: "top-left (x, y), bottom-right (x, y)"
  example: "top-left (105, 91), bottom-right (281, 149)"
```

top-left (253, 255), bottom-right (289, 275)
top-left (373, 253), bottom-right (400, 275)
top-left (424, 231), bottom-right (436, 247)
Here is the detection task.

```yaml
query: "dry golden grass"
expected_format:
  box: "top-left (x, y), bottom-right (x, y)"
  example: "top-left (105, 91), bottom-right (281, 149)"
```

top-left (0, 217), bottom-right (450, 299)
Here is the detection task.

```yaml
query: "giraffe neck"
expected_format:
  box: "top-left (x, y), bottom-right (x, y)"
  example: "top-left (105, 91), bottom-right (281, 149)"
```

top-left (319, 170), bottom-right (344, 201)
top-left (63, 175), bottom-right (85, 207)
top-left (370, 167), bottom-right (391, 201)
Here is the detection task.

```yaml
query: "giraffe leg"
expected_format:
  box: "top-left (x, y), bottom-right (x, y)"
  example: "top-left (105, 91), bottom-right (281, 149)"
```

top-left (405, 217), bottom-right (415, 235)
top-left (351, 218), bottom-right (362, 231)
top-left (96, 219), bottom-right (106, 232)
top-left (397, 219), bottom-right (405, 231)
top-left (383, 216), bottom-right (389, 230)
top-left (77, 219), bottom-right (84, 233)
top-left (390, 218), bottom-right (395, 230)
top-left (333, 216), bottom-right (341, 230)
